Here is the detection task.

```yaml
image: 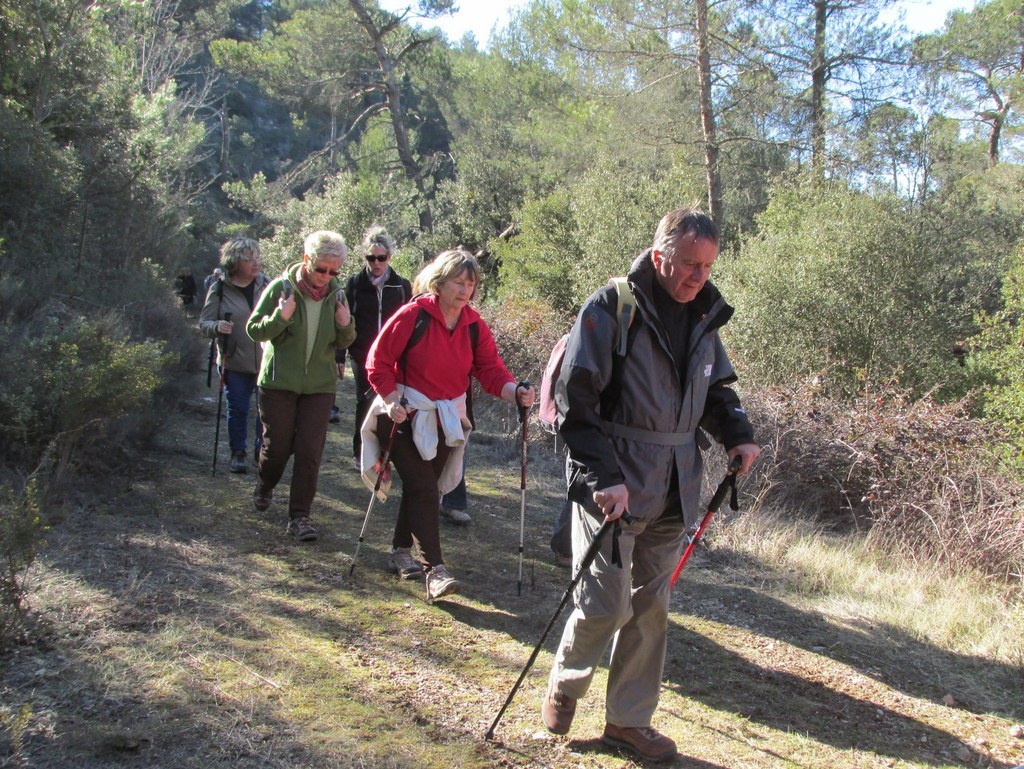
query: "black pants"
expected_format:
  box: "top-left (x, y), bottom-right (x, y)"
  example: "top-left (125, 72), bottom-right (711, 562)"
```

top-left (352, 358), bottom-right (373, 460)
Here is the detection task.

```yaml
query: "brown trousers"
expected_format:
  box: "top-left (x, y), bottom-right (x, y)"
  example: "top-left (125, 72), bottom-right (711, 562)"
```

top-left (375, 415), bottom-right (452, 567)
top-left (256, 389), bottom-right (334, 519)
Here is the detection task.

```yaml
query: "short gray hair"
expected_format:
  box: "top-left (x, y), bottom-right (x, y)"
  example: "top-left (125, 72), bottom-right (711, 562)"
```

top-left (362, 225), bottom-right (396, 257)
top-left (414, 249), bottom-right (481, 299)
top-left (219, 237), bottom-right (261, 275)
top-left (652, 206), bottom-right (718, 258)
top-left (303, 230), bottom-right (347, 261)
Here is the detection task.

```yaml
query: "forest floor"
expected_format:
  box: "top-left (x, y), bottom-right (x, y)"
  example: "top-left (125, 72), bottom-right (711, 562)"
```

top-left (2, 367), bottom-right (1024, 769)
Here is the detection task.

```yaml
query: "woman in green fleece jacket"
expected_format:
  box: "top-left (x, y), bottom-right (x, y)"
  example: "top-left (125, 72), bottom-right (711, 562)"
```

top-left (247, 230), bottom-right (356, 542)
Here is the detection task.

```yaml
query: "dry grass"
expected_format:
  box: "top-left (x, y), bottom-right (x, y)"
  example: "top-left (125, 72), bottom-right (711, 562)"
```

top-left (1, 370), bottom-right (1023, 769)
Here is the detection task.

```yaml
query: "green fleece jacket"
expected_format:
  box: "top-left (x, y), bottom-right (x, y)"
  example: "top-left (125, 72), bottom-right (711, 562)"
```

top-left (246, 263), bottom-right (356, 394)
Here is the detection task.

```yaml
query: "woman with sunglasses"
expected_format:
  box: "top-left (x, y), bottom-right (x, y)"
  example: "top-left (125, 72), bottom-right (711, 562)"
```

top-left (339, 225), bottom-right (412, 464)
top-left (247, 231), bottom-right (356, 542)
top-left (362, 248), bottom-right (535, 599)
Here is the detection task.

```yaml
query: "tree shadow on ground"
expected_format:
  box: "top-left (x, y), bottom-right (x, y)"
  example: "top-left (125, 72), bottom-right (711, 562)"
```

top-left (675, 550), bottom-right (1023, 721)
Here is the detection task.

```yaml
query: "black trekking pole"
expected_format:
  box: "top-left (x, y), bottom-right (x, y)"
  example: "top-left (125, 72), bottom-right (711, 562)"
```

top-left (515, 380), bottom-right (532, 597)
top-left (485, 509), bottom-right (636, 741)
top-left (206, 338), bottom-right (216, 388)
top-left (349, 398), bottom-right (407, 576)
top-left (669, 455), bottom-right (742, 588)
top-left (211, 312), bottom-right (232, 476)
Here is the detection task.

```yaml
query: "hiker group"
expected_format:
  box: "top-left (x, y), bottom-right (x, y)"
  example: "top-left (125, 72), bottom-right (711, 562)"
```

top-left (198, 206), bottom-right (760, 764)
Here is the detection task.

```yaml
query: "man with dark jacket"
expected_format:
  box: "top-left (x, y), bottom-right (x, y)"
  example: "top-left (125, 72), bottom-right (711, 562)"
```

top-left (340, 226), bottom-right (412, 463)
top-left (541, 207), bottom-right (760, 763)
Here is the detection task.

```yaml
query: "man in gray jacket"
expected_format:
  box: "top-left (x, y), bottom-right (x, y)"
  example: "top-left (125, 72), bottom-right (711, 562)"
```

top-left (541, 207), bottom-right (760, 763)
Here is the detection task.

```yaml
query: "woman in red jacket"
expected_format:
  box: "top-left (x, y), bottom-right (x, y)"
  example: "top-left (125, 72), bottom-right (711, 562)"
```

top-left (364, 249), bottom-right (535, 599)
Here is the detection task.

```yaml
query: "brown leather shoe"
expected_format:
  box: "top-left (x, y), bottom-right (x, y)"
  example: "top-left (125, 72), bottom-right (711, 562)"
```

top-left (541, 690), bottom-right (576, 735)
top-left (602, 723), bottom-right (677, 762)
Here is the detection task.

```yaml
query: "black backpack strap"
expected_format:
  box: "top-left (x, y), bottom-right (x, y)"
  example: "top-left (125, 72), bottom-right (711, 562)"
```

top-left (399, 307), bottom-right (431, 386)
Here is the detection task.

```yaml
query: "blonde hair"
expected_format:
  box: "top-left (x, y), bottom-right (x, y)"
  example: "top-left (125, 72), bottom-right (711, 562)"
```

top-left (414, 249), bottom-right (480, 299)
top-left (303, 230), bottom-right (347, 261)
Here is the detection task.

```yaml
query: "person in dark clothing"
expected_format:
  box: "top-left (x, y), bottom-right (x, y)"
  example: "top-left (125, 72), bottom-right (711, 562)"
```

top-left (175, 267), bottom-right (197, 308)
top-left (541, 207), bottom-right (760, 763)
top-left (339, 226), bottom-right (412, 463)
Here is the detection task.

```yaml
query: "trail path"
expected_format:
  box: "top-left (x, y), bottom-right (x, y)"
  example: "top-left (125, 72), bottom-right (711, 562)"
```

top-left (1, 372), bottom-right (1022, 768)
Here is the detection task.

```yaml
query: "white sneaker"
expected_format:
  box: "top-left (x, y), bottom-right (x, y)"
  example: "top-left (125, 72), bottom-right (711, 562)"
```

top-left (389, 547), bottom-right (423, 580)
top-left (425, 564), bottom-right (460, 599)
top-left (440, 506), bottom-right (471, 524)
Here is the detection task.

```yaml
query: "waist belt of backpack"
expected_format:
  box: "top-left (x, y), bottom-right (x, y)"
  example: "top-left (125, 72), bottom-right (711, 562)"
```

top-left (606, 423), bottom-right (696, 446)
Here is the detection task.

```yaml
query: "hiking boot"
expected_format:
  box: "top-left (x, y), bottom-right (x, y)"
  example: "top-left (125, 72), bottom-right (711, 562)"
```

top-left (425, 564), bottom-right (460, 600)
top-left (389, 547), bottom-right (423, 580)
top-left (541, 689), bottom-right (576, 735)
top-left (328, 406), bottom-right (341, 424)
top-left (287, 516), bottom-right (318, 542)
top-left (553, 552), bottom-right (573, 569)
top-left (601, 724), bottom-right (677, 763)
top-left (229, 450), bottom-right (247, 474)
top-left (440, 505), bottom-right (471, 525)
top-left (253, 485), bottom-right (273, 512)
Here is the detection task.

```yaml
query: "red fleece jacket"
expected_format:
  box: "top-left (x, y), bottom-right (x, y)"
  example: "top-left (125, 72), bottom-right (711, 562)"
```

top-left (366, 294), bottom-right (515, 401)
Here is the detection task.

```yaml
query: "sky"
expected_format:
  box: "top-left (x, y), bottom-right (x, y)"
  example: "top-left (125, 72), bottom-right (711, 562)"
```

top-left (377, 0), bottom-right (979, 48)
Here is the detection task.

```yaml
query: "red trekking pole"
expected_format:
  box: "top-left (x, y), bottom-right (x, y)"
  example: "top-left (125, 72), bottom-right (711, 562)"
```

top-left (670, 455), bottom-right (742, 587)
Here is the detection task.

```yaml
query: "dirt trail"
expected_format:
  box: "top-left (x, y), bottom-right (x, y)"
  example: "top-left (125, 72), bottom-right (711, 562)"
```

top-left (2, 372), bottom-right (1023, 768)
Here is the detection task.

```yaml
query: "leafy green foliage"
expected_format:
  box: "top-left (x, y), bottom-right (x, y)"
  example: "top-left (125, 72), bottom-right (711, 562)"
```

top-left (970, 239), bottom-right (1024, 458)
top-left (718, 178), bottom-right (978, 397)
top-left (914, 0), bottom-right (1024, 166)
top-left (491, 192), bottom-right (581, 314)
top-left (0, 482), bottom-right (44, 650)
top-left (0, 314), bottom-right (172, 468)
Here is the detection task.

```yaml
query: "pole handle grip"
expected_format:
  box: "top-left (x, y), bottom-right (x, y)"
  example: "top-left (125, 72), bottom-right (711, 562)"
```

top-left (516, 380), bottom-right (531, 423)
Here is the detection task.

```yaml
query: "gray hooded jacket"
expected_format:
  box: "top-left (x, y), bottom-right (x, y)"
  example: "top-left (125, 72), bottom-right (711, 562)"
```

top-left (555, 249), bottom-right (754, 528)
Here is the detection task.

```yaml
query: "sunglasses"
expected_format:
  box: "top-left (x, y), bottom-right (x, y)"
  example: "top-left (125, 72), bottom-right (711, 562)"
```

top-left (365, 254), bottom-right (389, 263)
top-left (312, 266), bottom-right (341, 276)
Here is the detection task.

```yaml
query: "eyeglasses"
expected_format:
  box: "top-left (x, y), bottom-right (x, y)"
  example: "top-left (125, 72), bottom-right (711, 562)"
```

top-left (365, 254), bottom-right (389, 263)
top-left (312, 266), bottom-right (341, 276)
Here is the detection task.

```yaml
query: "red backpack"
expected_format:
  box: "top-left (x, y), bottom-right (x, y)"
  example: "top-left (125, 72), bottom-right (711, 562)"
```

top-left (538, 277), bottom-right (637, 434)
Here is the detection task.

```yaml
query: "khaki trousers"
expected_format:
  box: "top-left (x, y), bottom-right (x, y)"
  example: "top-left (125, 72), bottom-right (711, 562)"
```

top-left (548, 500), bottom-right (686, 727)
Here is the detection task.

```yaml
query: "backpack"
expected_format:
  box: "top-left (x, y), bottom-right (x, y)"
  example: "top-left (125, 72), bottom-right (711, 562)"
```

top-left (538, 277), bottom-right (637, 434)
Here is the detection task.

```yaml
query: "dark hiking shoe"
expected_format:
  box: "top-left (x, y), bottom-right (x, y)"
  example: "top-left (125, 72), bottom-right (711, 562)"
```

top-left (541, 689), bottom-right (576, 735)
top-left (328, 406), bottom-right (341, 424)
top-left (287, 517), bottom-right (318, 542)
top-left (425, 564), bottom-right (459, 599)
top-left (601, 724), bottom-right (677, 763)
top-left (230, 450), bottom-right (247, 474)
top-left (253, 485), bottom-right (273, 512)
top-left (389, 547), bottom-right (423, 580)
